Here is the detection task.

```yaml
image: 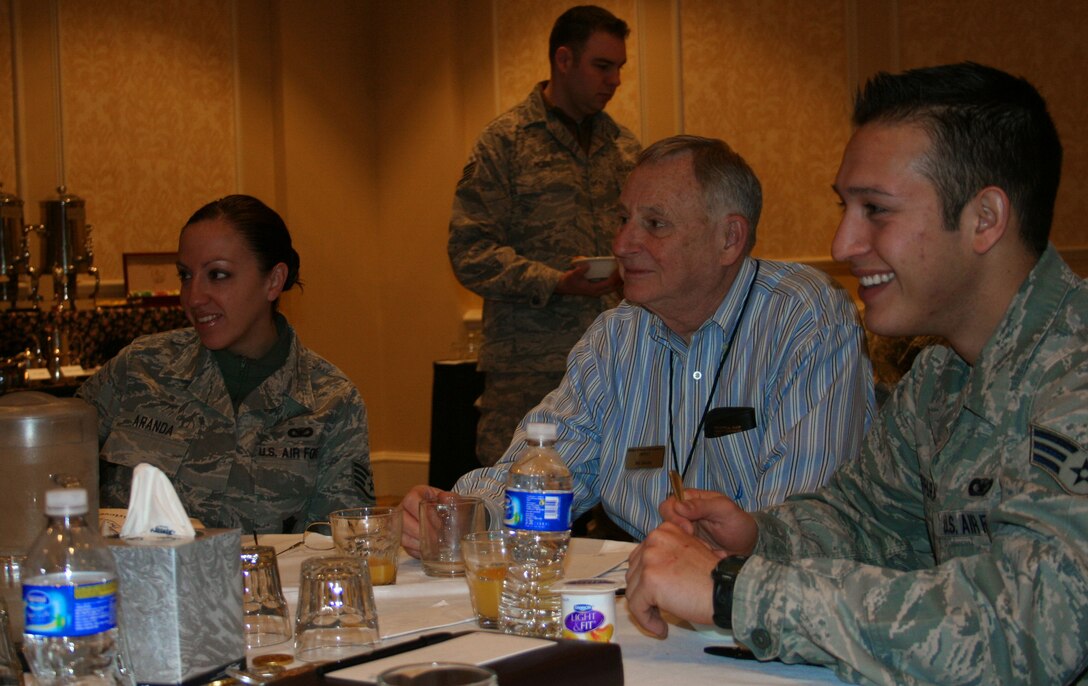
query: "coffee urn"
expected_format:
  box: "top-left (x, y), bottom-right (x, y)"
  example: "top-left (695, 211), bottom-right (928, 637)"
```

top-left (39, 186), bottom-right (99, 305)
top-left (0, 391), bottom-right (99, 642)
top-left (0, 184), bottom-right (35, 307)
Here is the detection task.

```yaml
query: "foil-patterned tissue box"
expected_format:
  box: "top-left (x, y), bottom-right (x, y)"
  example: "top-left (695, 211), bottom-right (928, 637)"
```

top-left (108, 529), bottom-right (243, 685)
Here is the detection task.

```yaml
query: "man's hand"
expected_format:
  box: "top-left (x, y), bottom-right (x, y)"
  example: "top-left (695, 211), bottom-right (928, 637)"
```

top-left (626, 523), bottom-right (723, 638)
top-left (659, 488), bottom-right (759, 555)
top-left (397, 484), bottom-right (451, 558)
top-left (554, 262), bottom-right (621, 297)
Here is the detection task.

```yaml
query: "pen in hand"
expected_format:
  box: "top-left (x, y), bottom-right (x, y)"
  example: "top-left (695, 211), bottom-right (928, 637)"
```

top-left (669, 469), bottom-right (685, 502)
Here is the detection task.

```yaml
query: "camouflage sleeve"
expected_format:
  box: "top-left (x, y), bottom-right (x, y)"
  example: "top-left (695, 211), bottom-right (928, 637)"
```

top-left (752, 393), bottom-right (934, 568)
top-left (296, 384), bottom-right (373, 530)
top-left (447, 126), bottom-right (565, 307)
top-left (734, 355), bottom-right (1088, 684)
top-left (76, 347), bottom-right (130, 447)
top-left (77, 348), bottom-right (139, 506)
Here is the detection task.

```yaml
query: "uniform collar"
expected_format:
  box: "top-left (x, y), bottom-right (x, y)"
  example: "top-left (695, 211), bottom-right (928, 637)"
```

top-left (960, 245), bottom-right (1078, 423)
top-left (522, 82), bottom-right (621, 155)
top-left (162, 319), bottom-right (317, 419)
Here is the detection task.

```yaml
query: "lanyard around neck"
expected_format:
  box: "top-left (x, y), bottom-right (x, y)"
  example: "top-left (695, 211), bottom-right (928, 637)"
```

top-left (667, 260), bottom-right (760, 479)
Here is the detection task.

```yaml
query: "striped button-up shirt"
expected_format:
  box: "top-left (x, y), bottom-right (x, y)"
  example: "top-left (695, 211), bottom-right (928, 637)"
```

top-left (456, 257), bottom-right (875, 539)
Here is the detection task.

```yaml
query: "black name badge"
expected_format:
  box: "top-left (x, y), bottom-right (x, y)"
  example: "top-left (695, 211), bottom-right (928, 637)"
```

top-left (625, 446), bottom-right (666, 469)
top-left (704, 407), bottom-right (756, 438)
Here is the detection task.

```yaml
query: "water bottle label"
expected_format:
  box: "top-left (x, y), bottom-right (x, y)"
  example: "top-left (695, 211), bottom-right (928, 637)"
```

top-left (23, 580), bottom-right (118, 637)
top-left (504, 489), bottom-right (573, 532)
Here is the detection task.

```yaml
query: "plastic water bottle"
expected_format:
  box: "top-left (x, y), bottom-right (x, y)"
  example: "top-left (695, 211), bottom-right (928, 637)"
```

top-left (22, 489), bottom-right (132, 686)
top-left (500, 422), bottom-right (573, 637)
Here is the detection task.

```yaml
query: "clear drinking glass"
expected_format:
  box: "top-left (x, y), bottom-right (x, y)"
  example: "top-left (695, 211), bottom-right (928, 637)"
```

top-left (240, 545), bottom-right (292, 649)
top-left (460, 531), bottom-right (509, 630)
top-left (294, 556), bottom-right (379, 662)
top-left (327, 507), bottom-right (402, 585)
top-left (0, 593), bottom-right (22, 686)
top-left (304, 507), bottom-right (403, 585)
top-left (0, 554), bottom-right (25, 646)
top-left (418, 497), bottom-right (487, 577)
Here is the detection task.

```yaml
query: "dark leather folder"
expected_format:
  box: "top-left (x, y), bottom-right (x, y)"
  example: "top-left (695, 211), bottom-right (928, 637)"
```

top-left (270, 631), bottom-right (623, 686)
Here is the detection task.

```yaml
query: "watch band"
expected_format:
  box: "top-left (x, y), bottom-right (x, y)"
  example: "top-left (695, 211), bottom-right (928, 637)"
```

top-left (711, 555), bottom-right (748, 630)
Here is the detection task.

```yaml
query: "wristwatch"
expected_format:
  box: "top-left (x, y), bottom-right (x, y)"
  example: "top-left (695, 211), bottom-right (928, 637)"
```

top-left (711, 555), bottom-right (748, 630)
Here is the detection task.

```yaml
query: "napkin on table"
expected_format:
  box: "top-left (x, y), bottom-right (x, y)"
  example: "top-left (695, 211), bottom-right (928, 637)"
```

top-left (120, 463), bottom-right (197, 539)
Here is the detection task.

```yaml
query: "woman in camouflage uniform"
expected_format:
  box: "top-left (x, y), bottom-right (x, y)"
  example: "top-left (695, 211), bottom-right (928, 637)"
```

top-left (78, 195), bottom-right (374, 533)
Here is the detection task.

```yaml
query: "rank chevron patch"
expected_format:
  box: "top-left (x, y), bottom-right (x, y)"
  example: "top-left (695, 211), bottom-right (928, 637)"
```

top-left (1031, 425), bottom-right (1088, 495)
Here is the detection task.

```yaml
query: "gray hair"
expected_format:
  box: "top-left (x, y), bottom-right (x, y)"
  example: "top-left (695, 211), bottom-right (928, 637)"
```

top-left (636, 135), bottom-right (762, 251)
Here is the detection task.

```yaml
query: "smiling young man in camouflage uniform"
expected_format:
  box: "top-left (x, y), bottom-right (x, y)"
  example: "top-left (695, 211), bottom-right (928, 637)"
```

top-left (626, 63), bottom-right (1088, 684)
top-left (447, 5), bottom-right (640, 466)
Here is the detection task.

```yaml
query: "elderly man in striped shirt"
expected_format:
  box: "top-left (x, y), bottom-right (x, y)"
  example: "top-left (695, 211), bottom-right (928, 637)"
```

top-left (401, 134), bottom-right (874, 550)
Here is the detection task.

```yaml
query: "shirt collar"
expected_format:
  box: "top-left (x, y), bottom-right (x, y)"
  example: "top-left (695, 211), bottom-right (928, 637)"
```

top-left (525, 82), bottom-right (619, 152)
top-left (162, 318), bottom-right (316, 418)
top-left (962, 245), bottom-right (1078, 421)
top-left (649, 257), bottom-right (760, 349)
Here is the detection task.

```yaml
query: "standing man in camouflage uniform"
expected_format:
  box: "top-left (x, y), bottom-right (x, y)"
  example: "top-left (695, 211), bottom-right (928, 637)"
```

top-left (448, 5), bottom-right (640, 466)
top-left (625, 63), bottom-right (1088, 684)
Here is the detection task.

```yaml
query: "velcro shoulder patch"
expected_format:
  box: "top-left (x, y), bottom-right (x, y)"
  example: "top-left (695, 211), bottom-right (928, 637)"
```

top-left (1030, 425), bottom-right (1088, 495)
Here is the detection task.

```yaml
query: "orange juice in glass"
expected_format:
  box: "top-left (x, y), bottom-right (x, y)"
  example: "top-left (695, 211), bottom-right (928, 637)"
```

top-left (461, 531), bottom-right (509, 629)
top-left (329, 506), bottom-right (402, 585)
top-left (366, 557), bottom-right (398, 586)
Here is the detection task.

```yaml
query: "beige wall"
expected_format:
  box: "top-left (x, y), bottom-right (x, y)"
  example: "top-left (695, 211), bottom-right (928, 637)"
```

top-left (681, 0), bottom-right (853, 260)
top-left (897, 0), bottom-right (1088, 250)
top-left (2, 0), bottom-right (1086, 498)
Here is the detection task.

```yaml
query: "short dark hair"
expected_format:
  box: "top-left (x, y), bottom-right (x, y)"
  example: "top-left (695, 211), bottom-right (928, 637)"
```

top-left (184, 195), bottom-right (302, 298)
top-left (854, 62), bottom-right (1062, 255)
top-left (549, 5), bottom-right (629, 64)
top-left (636, 135), bottom-right (763, 252)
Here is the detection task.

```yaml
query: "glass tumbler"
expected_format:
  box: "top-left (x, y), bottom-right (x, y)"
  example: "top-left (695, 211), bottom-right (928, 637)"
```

top-left (0, 594), bottom-right (21, 686)
top-left (418, 497), bottom-right (487, 577)
top-left (330, 507), bottom-right (402, 585)
top-left (241, 545), bottom-right (292, 649)
top-left (0, 554), bottom-right (25, 644)
top-left (295, 556), bottom-right (379, 662)
top-left (460, 531), bottom-right (509, 630)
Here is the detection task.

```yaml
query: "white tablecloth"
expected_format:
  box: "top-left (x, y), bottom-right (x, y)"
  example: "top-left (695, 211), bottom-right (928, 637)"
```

top-left (252, 535), bottom-right (840, 685)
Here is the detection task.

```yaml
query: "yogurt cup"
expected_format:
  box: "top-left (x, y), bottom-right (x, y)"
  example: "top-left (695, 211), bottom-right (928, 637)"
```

top-left (554, 578), bottom-right (621, 642)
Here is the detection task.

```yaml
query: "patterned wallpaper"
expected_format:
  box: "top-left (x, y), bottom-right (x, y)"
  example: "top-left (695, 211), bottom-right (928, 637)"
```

top-left (680, 0), bottom-right (851, 260)
top-left (0, 1), bottom-right (15, 192)
top-left (495, 0), bottom-right (641, 138)
top-left (58, 0), bottom-right (237, 282)
top-left (5, 0), bottom-right (1085, 288)
top-left (898, 0), bottom-right (1088, 247)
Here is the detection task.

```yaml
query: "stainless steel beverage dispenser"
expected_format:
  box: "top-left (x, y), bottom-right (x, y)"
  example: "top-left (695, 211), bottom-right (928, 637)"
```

top-left (0, 184), bottom-right (36, 307)
top-left (0, 391), bottom-right (99, 642)
top-left (39, 185), bottom-right (99, 305)
top-left (37, 187), bottom-right (100, 378)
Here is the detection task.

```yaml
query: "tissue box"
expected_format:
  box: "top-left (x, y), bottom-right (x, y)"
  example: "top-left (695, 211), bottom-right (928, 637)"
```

top-left (108, 529), bottom-right (244, 686)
